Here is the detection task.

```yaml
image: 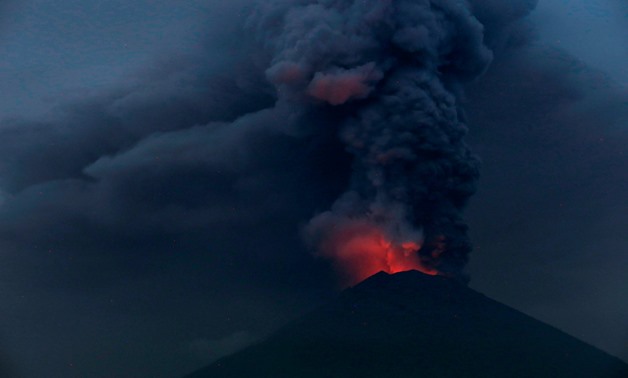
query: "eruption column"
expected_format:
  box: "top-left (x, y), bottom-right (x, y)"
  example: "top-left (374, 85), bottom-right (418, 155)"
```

top-left (251, 0), bottom-right (492, 285)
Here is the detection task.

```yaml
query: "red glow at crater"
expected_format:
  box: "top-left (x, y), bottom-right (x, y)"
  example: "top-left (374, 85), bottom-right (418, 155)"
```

top-left (318, 222), bottom-right (437, 287)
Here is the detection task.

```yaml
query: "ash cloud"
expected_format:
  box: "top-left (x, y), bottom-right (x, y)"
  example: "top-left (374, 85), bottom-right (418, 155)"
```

top-left (0, 0), bottom-right (537, 288)
top-left (0, 0), bottom-right (626, 375)
top-left (251, 0), bottom-right (493, 278)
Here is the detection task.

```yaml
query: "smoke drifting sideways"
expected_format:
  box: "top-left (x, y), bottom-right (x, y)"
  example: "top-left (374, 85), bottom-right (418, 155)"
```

top-left (2, 0), bottom-right (627, 375)
top-left (248, 0), bottom-right (493, 284)
top-left (0, 0), bottom-right (537, 291)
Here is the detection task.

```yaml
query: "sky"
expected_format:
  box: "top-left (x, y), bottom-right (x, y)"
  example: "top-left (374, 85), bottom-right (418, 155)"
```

top-left (0, 1), bottom-right (626, 377)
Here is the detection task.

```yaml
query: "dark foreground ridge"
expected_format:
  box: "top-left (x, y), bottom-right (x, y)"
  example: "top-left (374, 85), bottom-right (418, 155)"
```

top-left (185, 271), bottom-right (628, 377)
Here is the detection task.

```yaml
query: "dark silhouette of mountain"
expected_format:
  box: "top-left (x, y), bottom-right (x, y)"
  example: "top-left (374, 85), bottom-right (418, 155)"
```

top-left (185, 270), bottom-right (628, 377)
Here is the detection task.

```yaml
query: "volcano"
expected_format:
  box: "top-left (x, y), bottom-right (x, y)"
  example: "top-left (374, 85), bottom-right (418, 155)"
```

top-left (185, 271), bottom-right (628, 377)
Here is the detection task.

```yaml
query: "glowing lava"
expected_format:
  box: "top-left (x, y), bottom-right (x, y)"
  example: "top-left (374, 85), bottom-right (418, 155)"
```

top-left (318, 221), bottom-right (437, 287)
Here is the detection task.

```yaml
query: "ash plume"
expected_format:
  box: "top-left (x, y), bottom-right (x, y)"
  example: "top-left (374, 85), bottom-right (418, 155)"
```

top-left (0, 0), bottom-right (539, 290)
top-left (249, 0), bottom-right (492, 281)
top-left (2, 0), bottom-right (628, 374)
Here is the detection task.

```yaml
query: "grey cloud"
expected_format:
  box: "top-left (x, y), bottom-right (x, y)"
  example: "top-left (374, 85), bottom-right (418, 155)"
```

top-left (1, 0), bottom-right (626, 376)
top-left (0, 0), bottom-right (543, 287)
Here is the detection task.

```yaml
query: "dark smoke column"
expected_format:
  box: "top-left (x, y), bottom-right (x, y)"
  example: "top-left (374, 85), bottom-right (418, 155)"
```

top-left (250, 0), bottom-right (492, 284)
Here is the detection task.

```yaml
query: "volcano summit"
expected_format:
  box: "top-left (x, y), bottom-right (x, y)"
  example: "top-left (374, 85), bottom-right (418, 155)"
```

top-left (185, 271), bottom-right (628, 377)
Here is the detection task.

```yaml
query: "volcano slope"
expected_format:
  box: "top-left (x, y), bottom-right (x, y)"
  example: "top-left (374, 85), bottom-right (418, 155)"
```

top-left (185, 270), bottom-right (628, 377)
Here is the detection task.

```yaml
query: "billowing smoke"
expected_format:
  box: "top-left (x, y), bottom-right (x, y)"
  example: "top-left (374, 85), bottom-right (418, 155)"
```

top-left (249, 0), bottom-right (493, 284)
top-left (3, 0), bottom-right (628, 374)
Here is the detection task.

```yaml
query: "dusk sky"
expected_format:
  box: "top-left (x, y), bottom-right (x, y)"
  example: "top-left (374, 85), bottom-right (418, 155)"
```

top-left (0, 1), bottom-right (626, 377)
